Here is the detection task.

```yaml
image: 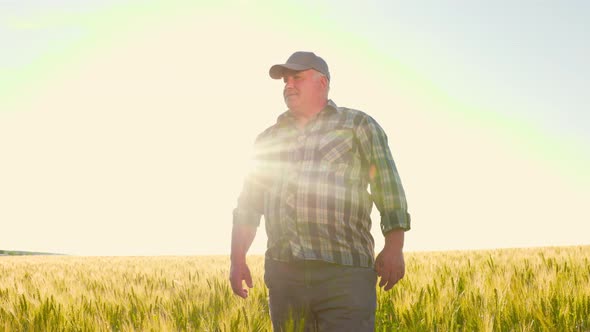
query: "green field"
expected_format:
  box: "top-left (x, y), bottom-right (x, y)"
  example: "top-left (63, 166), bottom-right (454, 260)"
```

top-left (1, 246), bottom-right (589, 331)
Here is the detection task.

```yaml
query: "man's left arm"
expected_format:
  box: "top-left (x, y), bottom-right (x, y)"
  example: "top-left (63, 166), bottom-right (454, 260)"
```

top-left (375, 229), bottom-right (405, 291)
top-left (357, 116), bottom-right (411, 291)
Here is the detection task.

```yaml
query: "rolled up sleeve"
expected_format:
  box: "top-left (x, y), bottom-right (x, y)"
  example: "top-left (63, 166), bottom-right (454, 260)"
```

top-left (232, 206), bottom-right (262, 227)
top-left (233, 166), bottom-right (265, 227)
top-left (232, 138), bottom-right (266, 227)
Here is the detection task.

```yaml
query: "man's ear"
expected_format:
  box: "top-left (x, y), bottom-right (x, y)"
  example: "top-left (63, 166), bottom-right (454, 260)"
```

top-left (320, 75), bottom-right (329, 89)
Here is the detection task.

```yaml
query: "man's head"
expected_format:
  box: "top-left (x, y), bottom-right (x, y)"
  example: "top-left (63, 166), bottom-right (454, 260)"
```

top-left (269, 51), bottom-right (330, 113)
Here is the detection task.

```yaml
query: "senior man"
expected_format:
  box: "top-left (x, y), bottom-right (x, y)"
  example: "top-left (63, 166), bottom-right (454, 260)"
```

top-left (230, 51), bottom-right (411, 331)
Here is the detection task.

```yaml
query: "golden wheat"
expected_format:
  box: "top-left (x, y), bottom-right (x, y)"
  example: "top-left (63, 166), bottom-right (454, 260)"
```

top-left (1, 246), bottom-right (588, 331)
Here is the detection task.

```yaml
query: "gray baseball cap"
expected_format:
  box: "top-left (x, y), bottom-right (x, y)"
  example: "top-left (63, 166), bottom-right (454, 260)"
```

top-left (269, 51), bottom-right (330, 81)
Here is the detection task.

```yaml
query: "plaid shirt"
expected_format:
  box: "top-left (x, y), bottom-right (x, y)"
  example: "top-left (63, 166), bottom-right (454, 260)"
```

top-left (233, 100), bottom-right (410, 267)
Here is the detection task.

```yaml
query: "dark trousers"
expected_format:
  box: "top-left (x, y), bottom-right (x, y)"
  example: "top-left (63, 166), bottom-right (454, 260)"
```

top-left (264, 259), bottom-right (377, 332)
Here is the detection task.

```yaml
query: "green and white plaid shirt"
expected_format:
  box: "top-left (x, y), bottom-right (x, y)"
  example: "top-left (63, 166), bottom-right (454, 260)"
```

top-left (233, 100), bottom-right (410, 268)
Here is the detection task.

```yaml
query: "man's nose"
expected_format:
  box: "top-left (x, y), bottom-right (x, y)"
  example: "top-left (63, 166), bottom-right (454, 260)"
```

top-left (284, 76), bottom-right (295, 88)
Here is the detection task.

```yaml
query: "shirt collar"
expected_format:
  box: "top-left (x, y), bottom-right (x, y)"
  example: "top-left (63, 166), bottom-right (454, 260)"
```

top-left (325, 99), bottom-right (338, 113)
top-left (276, 99), bottom-right (339, 125)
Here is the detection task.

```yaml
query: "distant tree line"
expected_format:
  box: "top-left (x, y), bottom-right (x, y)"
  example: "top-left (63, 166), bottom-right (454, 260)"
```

top-left (0, 250), bottom-right (61, 256)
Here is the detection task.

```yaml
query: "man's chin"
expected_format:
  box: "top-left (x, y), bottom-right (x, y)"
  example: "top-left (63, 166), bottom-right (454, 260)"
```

top-left (284, 98), bottom-right (299, 109)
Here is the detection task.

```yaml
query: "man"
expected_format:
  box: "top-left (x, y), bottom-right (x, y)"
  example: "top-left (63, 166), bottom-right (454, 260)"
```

top-left (230, 51), bottom-right (411, 331)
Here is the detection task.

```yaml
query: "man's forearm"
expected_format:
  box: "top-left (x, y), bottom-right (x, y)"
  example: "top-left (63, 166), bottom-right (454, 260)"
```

top-left (230, 223), bottom-right (257, 264)
top-left (384, 228), bottom-right (405, 252)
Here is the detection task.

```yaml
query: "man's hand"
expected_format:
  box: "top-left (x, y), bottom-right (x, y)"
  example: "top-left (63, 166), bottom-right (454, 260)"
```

top-left (229, 260), bottom-right (253, 298)
top-left (375, 229), bottom-right (406, 291)
top-left (229, 223), bottom-right (257, 298)
top-left (375, 247), bottom-right (405, 291)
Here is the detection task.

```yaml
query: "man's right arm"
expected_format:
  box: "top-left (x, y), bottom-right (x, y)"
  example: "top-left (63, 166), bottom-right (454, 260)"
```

top-left (229, 137), bottom-right (266, 298)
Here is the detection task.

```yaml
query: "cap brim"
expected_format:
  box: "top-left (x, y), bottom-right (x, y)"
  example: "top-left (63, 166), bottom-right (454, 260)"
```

top-left (269, 63), bottom-right (311, 79)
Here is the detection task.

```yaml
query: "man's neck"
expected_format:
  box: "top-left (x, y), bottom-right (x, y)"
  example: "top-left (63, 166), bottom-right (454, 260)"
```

top-left (290, 100), bottom-right (327, 129)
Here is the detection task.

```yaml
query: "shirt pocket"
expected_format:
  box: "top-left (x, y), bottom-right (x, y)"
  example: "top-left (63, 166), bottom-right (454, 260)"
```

top-left (317, 129), bottom-right (354, 164)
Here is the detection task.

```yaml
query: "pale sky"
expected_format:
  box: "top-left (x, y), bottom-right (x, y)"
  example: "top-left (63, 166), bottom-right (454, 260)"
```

top-left (1, 1), bottom-right (588, 255)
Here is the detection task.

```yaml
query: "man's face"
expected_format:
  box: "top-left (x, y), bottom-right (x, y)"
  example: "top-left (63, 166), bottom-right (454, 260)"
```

top-left (282, 69), bottom-right (324, 111)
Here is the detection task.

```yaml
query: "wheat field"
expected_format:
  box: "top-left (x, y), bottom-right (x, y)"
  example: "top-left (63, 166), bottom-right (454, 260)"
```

top-left (0, 246), bottom-right (589, 331)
